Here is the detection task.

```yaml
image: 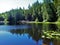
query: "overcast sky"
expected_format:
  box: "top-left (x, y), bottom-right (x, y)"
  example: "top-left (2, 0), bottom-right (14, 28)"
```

top-left (0, 0), bottom-right (43, 13)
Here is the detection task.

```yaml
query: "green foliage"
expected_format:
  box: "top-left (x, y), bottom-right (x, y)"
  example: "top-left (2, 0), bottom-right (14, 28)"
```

top-left (0, 0), bottom-right (60, 25)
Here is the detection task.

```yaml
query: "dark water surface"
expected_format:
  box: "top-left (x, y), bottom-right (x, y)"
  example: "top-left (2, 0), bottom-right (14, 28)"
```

top-left (0, 24), bottom-right (60, 45)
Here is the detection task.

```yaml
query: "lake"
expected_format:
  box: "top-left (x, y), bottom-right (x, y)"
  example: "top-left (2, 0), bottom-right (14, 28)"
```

top-left (0, 23), bottom-right (60, 45)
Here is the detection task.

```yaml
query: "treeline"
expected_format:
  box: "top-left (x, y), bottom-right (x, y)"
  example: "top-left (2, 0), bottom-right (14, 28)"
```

top-left (0, 0), bottom-right (60, 25)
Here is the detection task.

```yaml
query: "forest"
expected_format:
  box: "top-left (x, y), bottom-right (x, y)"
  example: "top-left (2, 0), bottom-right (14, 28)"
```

top-left (0, 0), bottom-right (60, 25)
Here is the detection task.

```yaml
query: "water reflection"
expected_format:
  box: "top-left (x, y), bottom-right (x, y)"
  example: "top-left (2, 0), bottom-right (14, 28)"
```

top-left (10, 23), bottom-right (43, 41)
top-left (48, 24), bottom-right (58, 31)
top-left (43, 24), bottom-right (58, 31)
top-left (43, 38), bottom-right (52, 45)
top-left (53, 39), bottom-right (60, 45)
top-left (0, 23), bottom-right (60, 45)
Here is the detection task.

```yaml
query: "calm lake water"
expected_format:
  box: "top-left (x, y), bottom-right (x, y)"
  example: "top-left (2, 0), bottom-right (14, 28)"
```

top-left (0, 23), bottom-right (60, 45)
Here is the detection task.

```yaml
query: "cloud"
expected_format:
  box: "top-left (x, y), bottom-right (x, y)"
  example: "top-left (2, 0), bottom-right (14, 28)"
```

top-left (0, 0), bottom-right (43, 13)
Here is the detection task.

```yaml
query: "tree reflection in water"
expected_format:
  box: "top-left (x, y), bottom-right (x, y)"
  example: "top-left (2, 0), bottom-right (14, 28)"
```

top-left (9, 23), bottom-right (60, 45)
top-left (48, 24), bottom-right (58, 31)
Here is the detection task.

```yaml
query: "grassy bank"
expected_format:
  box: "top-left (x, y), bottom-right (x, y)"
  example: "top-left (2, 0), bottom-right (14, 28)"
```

top-left (25, 21), bottom-right (60, 24)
